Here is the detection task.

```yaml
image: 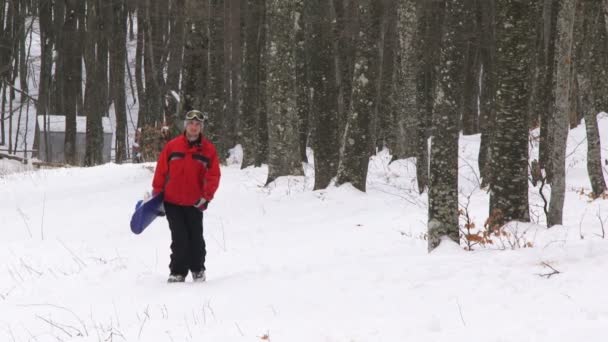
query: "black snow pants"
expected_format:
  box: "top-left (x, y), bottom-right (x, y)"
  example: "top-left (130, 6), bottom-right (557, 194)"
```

top-left (164, 202), bottom-right (206, 277)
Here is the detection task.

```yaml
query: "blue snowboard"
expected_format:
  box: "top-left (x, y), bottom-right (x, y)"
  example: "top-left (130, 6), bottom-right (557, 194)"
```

top-left (130, 192), bottom-right (165, 234)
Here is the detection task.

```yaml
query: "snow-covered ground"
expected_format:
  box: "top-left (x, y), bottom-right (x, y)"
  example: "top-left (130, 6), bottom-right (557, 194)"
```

top-left (1, 114), bottom-right (607, 342)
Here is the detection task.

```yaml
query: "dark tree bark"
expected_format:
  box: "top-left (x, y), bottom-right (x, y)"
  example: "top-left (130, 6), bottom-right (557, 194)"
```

top-left (390, 0), bottom-right (418, 161)
top-left (265, 0), bottom-right (303, 185)
top-left (335, 0), bottom-right (382, 192)
top-left (135, 0), bottom-right (147, 127)
top-left (414, 1), bottom-right (444, 193)
top-left (478, 0), bottom-right (496, 187)
top-left (84, 0), bottom-right (108, 166)
top-left (295, 0), bottom-right (310, 164)
top-left (182, 0), bottom-right (208, 112)
top-left (461, 0), bottom-right (481, 135)
top-left (241, 0), bottom-right (265, 168)
top-left (547, 0), bottom-right (576, 227)
top-left (377, 0), bottom-right (398, 152)
top-left (308, 0), bottom-right (339, 189)
top-left (51, 0), bottom-right (65, 116)
top-left (208, 0), bottom-right (227, 160)
top-left (63, 0), bottom-right (79, 165)
top-left (577, 0), bottom-right (607, 197)
top-left (167, 0), bottom-right (186, 95)
top-left (537, 0), bottom-right (559, 181)
top-left (489, 0), bottom-right (533, 225)
top-left (111, 0), bottom-right (129, 163)
top-left (228, 0), bottom-right (242, 149)
top-left (428, 0), bottom-right (462, 252)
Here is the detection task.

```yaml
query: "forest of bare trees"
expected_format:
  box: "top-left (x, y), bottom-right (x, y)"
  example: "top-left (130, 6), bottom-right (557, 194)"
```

top-left (0, 0), bottom-right (607, 251)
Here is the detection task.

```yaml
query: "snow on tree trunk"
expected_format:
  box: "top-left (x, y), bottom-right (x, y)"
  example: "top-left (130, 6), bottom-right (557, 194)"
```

top-left (427, 0), bottom-right (463, 252)
top-left (489, 0), bottom-right (533, 225)
top-left (265, 0), bottom-right (304, 185)
top-left (547, 0), bottom-right (576, 227)
top-left (336, 0), bottom-right (382, 192)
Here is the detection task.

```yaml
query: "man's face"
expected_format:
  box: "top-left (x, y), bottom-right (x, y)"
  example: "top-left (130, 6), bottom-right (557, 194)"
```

top-left (185, 119), bottom-right (203, 137)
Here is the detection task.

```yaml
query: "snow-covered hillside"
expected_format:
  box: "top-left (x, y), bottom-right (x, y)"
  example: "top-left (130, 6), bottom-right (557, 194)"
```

top-left (1, 114), bottom-right (607, 341)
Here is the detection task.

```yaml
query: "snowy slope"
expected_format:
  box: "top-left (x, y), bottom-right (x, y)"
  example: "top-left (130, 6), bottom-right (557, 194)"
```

top-left (1, 114), bottom-right (607, 342)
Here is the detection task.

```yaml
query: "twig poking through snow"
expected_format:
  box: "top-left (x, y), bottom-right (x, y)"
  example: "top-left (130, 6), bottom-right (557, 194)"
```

top-left (538, 262), bottom-right (561, 279)
top-left (456, 298), bottom-right (466, 327)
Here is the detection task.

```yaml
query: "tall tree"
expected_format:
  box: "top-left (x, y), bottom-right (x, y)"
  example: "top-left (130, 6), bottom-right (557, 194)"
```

top-left (208, 0), bottom-right (227, 159)
top-left (241, 0), bottom-right (265, 168)
top-left (413, 1), bottom-right (444, 193)
top-left (166, 0), bottom-right (186, 95)
top-left (376, 0), bottom-right (398, 153)
top-left (230, 0), bottom-right (242, 149)
top-left (111, 0), bottom-right (129, 163)
top-left (489, 0), bottom-right (534, 225)
top-left (478, 0), bottom-right (496, 186)
top-left (537, 0), bottom-right (559, 182)
top-left (84, 0), bottom-right (109, 166)
top-left (428, 0), bottom-right (462, 252)
top-left (63, 0), bottom-right (79, 164)
top-left (577, 0), bottom-right (607, 197)
top-left (295, 0), bottom-right (310, 164)
top-left (182, 0), bottom-right (208, 112)
top-left (389, 0), bottom-right (418, 161)
top-left (308, 0), bottom-right (339, 189)
top-left (547, 0), bottom-right (576, 226)
top-left (460, 0), bottom-right (481, 135)
top-left (265, 0), bottom-right (303, 185)
top-left (335, 0), bottom-right (382, 192)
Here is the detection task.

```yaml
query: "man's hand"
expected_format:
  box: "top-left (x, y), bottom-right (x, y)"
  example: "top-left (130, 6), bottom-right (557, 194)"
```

top-left (194, 198), bottom-right (208, 211)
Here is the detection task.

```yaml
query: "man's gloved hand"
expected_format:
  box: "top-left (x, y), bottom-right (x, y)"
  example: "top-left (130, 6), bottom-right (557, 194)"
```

top-left (194, 198), bottom-right (208, 211)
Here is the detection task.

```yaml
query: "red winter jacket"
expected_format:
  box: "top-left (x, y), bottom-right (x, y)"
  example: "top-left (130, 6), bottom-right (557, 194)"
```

top-left (152, 133), bottom-right (221, 207)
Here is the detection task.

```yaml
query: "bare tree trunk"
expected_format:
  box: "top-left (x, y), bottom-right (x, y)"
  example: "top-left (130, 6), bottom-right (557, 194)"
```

top-left (547, 0), bottom-right (576, 227)
top-left (577, 0), bottom-right (607, 197)
top-left (335, 0), bottom-right (382, 192)
top-left (377, 0), bottom-right (398, 153)
top-left (308, 0), bottom-right (339, 189)
top-left (52, 0), bottom-right (64, 116)
top-left (84, 0), bottom-right (105, 166)
top-left (208, 0), bottom-right (227, 159)
top-left (165, 0), bottom-right (186, 134)
top-left (241, 0), bottom-right (264, 168)
top-left (265, 0), bottom-right (303, 185)
top-left (536, 0), bottom-right (559, 183)
top-left (295, 0), bottom-right (310, 164)
top-left (182, 0), bottom-right (208, 113)
top-left (63, 0), bottom-right (79, 165)
top-left (428, 0), bottom-right (462, 252)
top-left (136, 0), bottom-right (147, 127)
top-left (228, 0), bottom-right (242, 148)
top-left (461, 0), bottom-right (481, 135)
top-left (333, 0), bottom-right (356, 140)
top-left (489, 0), bottom-right (533, 225)
top-left (414, 1), bottom-right (444, 193)
top-left (390, 0), bottom-right (417, 161)
top-left (478, 0), bottom-right (495, 187)
top-left (112, 0), bottom-right (128, 163)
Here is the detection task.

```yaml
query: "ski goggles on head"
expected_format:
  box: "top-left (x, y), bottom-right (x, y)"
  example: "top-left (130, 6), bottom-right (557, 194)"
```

top-left (185, 110), bottom-right (208, 122)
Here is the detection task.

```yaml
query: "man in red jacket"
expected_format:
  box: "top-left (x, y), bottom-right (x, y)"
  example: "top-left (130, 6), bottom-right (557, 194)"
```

top-left (152, 110), bottom-right (221, 283)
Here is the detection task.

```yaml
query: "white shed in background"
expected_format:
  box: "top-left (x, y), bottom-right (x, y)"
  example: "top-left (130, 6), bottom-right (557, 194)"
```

top-left (33, 115), bottom-right (113, 165)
